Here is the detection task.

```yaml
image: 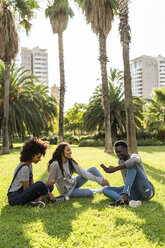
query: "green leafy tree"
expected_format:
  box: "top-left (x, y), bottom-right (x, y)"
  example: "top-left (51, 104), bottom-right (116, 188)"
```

top-left (118, 0), bottom-right (137, 152)
top-left (0, 62), bottom-right (57, 147)
top-left (64, 103), bottom-right (86, 135)
top-left (0, 0), bottom-right (39, 154)
top-left (75, 0), bottom-right (118, 153)
top-left (45, 0), bottom-right (74, 143)
top-left (144, 87), bottom-right (165, 140)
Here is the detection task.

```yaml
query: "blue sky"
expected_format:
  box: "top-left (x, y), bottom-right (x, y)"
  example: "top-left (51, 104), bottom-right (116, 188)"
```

top-left (20, 0), bottom-right (165, 111)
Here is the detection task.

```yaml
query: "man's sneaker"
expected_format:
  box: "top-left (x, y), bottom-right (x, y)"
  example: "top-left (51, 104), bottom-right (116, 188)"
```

top-left (28, 201), bottom-right (45, 208)
top-left (53, 195), bottom-right (69, 202)
top-left (129, 200), bottom-right (142, 208)
top-left (109, 199), bottom-right (129, 208)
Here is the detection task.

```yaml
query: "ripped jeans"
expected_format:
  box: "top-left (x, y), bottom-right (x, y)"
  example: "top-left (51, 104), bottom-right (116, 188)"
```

top-left (103, 165), bottom-right (153, 201)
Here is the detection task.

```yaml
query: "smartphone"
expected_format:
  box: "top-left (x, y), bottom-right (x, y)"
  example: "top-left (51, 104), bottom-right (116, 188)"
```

top-left (100, 164), bottom-right (107, 170)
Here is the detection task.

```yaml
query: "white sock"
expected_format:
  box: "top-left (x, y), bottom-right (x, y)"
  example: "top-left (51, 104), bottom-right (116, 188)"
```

top-left (91, 188), bottom-right (103, 194)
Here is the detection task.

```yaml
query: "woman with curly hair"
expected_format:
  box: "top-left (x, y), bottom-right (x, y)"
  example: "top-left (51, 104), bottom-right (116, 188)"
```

top-left (7, 137), bottom-right (55, 207)
top-left (47, 142), bottom-right (109, 200)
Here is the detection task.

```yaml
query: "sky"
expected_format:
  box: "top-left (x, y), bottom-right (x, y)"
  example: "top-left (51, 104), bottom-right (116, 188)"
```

top-left (19, 0), bottom-right (165, 111)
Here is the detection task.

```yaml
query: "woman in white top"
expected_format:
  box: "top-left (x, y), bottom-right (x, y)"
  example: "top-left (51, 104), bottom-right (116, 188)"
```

top-left (47, 142), bottom-right (109, 199)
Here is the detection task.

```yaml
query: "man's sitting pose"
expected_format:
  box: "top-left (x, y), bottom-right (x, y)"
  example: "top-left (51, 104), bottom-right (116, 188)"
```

top-left (102, 140), bottom-right (155, 207)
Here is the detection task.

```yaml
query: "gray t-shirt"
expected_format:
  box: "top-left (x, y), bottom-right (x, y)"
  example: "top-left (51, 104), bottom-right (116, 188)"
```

top-left (48, 160), bottom-right (103, 196)
top-left (9, 163), bottom-right (33, 193)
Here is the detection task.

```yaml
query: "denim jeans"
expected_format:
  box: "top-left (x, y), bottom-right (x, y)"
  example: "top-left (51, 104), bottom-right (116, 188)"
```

top-left (69, 167), bottom-right (104, 198)
top-left (103, 165), bottom-right (152, 201)
top-left (8, 181), bottom-right (48, 206)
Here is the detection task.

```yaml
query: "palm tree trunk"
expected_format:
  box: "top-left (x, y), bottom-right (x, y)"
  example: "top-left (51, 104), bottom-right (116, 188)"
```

top-left (99, 32), bottom-right (113, 153)
top-left (58, 32), bottom-right (65, 143)
top-left (2, 62), bottom-right (10, 154)
top-left (123, 43), bottom-right (137, 153)
top-left (119, 0), bottom-right (137, 153)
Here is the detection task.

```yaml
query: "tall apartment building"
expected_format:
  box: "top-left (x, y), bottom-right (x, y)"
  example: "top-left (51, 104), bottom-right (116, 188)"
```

top-left (155, 55), bottom-right (165, 88)
top-left (130, 56), bottom-right (158, 98)
top-left (21, 47), bottom-right (48, 86)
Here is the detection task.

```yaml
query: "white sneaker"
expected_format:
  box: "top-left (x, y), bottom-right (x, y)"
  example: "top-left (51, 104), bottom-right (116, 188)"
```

top-left (92, 188), bottom-right (103, 194)
top-left (129, 200), bottom-right (142, 208)
top-left (28, 201), bottom-right (45, 208)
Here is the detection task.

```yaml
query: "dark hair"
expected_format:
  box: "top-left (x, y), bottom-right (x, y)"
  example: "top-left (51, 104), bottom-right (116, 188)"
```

top-left (114, 140), bottom-right (128, 148)
top-left (20, 137), bottom-right (49, 162)
top-left (47, 142), bottom-right (76, 175)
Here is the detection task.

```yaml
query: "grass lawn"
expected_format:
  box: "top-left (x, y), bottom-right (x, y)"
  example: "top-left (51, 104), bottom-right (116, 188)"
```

top-left (0, 144), bottom-right (164, 248)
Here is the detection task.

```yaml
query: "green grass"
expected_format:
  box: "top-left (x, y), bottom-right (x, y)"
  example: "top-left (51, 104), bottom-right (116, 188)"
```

top-left (0, 145), bottom-right (165, 248)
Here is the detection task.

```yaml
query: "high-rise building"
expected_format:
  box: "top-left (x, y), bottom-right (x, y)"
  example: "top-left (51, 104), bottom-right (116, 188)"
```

top-left (21, 47), bottom-right (32, 71)
top-left (155, 55), bottom-right (165, 88)
top-left (21, 46), bottom-right (48, 86)
top-left (130, 55), bottom-right (158, 98)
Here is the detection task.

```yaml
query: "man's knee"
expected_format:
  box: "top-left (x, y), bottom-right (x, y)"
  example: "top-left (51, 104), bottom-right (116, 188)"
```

top-left (87, 166), bottom-right (97, 172)
top-left (127, 165), bottom-right (138, 172)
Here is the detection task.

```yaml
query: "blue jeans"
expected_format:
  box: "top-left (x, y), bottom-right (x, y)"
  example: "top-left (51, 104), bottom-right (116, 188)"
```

top-left (8, 181), bottom-right (48, 206)
top-left (103, 165), bottom-right (152, 201)
top-left (69, 167), bottom-right (104, 198)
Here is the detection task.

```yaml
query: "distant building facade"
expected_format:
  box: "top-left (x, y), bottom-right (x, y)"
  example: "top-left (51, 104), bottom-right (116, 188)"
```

top-left (51, 84), bottom-right (59, 103)
top-left (155, 55), bottom-right (165, 88)
top-left (130, 55), bottom-right (165, 98)
top-left (21, 47), bottom-right (48, 86)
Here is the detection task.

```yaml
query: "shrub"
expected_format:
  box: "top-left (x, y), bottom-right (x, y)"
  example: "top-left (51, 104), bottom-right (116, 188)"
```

top-left (136, 131), bottom-right (157, 140)
top-left (137, 138), bottom-right (165, 146)
top-left (93, 131), bottom-right (105, 140)
top-left (79, 135), bottom-right (93, 142)
top-left (79, 139), bottom-right (105, 147)
top-left (64, 133), bottom-right (79, 144)
top-left (42, 136), bottom-right (58, 145)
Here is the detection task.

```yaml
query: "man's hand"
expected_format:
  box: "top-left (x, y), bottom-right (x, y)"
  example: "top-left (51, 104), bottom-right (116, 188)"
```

top-left (104, 166), bottom-right (116, 174)
top-left (45, 180), bottom-right (55, 187)
top-left (120, 193), bottom-right (128, 202)
top-left (101, 179), bottom-right (110, 186)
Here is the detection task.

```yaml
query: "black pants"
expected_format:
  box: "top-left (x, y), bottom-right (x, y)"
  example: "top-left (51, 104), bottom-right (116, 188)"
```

top-left (8, 181), bottom-right (48, 206)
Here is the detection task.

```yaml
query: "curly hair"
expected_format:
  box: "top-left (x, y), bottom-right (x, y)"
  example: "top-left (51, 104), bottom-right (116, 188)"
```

top-left (47, 142), bottom-right (76, 175)
top-left (20, 137), bottom-right (49, 162)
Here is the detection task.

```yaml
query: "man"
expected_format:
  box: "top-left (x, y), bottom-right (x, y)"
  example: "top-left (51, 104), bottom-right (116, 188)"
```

top-left (7, 137), bottom-right (55, 207)
top-left (102, 140), bottom-right (155, 207)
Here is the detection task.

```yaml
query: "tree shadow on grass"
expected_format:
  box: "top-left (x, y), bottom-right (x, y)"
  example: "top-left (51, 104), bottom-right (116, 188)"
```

top-left (0, 196), bottom-right (109, 247)
top-left (144, 162), bottom-right (165, 185)
top-left (0, 169), bottom-right (109, 247)
top-left (114, 200), bottom-right (165, 246)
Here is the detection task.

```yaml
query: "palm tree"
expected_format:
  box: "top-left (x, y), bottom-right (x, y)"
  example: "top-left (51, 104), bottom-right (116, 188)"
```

top-left (144, 87), bottom-right (165, 140)
top-left (0, 62), bottom-right (58, 146)
top-left (75, 0), bottom-right (118, 152)
top-left (0, 0), bottom-right (39, 154)
top-left (83, 82), bottom-right (125, 137)
top-left (118, 0), bottom-right (137, 153)
top-left (45, 0), bottom-right (74, 143)
top-left (0, 1), bottom-right (18, 153)
top-left (83, 68), bottom-right (144, 137)
top-left (154, 87), bottom-right (165, 104)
